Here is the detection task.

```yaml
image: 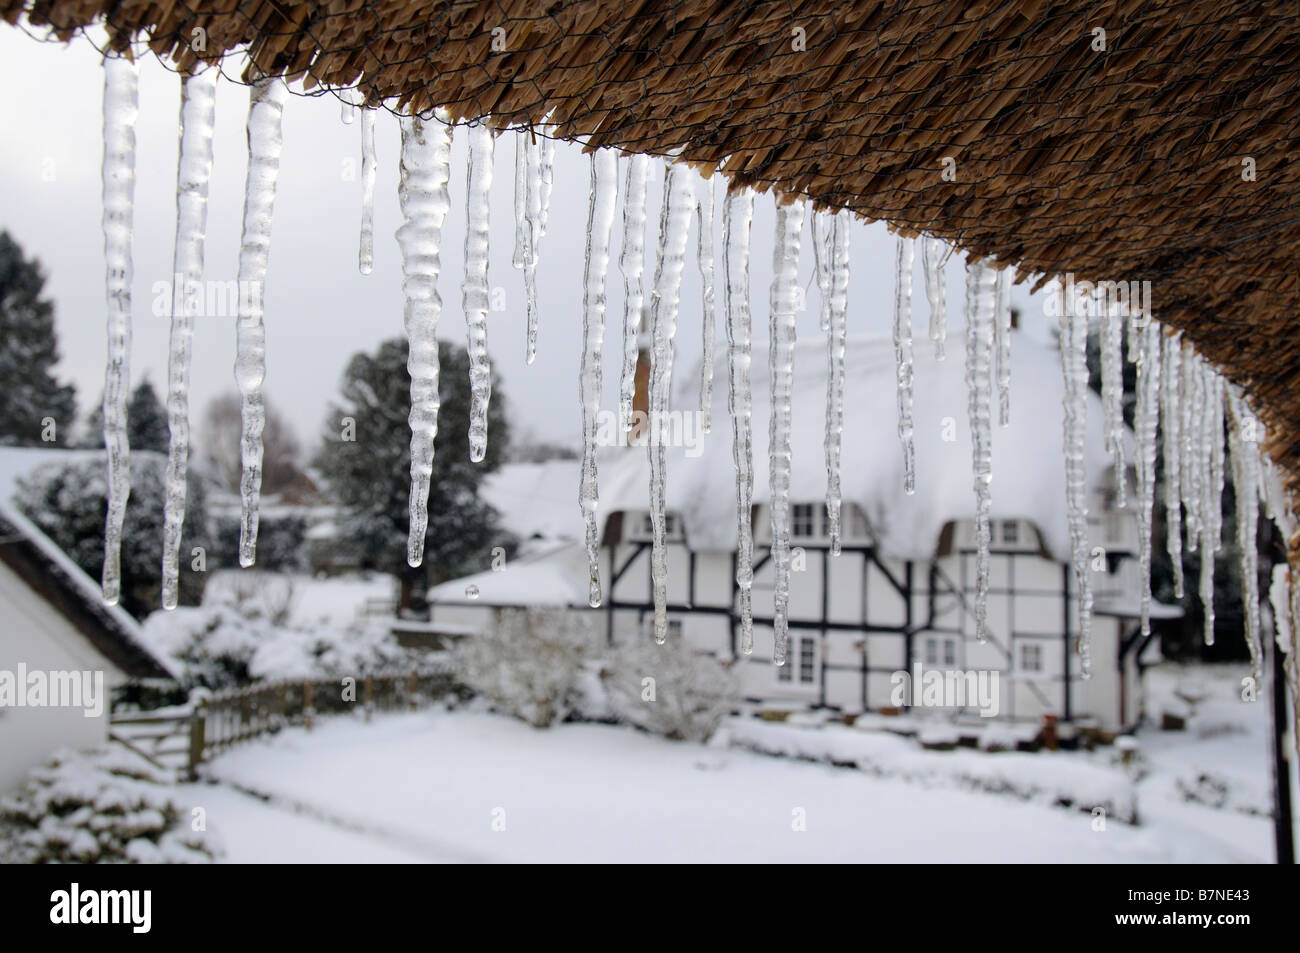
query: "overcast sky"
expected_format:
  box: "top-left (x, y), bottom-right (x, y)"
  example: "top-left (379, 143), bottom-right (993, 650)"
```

top-left (0, 27), bottom-right (1054, 457)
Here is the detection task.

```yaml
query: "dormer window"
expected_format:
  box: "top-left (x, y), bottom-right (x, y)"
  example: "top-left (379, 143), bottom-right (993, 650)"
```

top-left (637, 512), bottom-right (680, 539)
top-left (791, 503), bottom-right (818, 539)
top-left (1000, 520), bottom-right (1019, 545)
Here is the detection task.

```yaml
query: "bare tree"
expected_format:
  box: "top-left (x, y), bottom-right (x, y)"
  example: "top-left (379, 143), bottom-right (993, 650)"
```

top-left (199, 392), bottom-right (304, 495)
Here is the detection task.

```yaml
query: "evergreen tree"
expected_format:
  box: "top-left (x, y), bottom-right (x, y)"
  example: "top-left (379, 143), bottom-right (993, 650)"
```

top-left (314, 338), bottom-right (510, 610)
top-left (0, 231), bottom-right (77, 445)
top-left (81, 379), bottom-right (173, 453)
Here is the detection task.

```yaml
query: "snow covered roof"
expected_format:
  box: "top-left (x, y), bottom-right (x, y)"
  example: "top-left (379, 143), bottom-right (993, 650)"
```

top-left (426, 543), bottom-right (588, 608)
top-left (0, 497), bottom-right (177, 681)
top-left (596, 331), bottom-right (1119, 562)
top-left (480, 460), bottom-right (580, 544)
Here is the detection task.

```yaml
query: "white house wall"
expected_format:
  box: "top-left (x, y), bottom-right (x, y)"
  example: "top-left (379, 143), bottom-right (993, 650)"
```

top-left (0, 560), bottom-right (127, 792)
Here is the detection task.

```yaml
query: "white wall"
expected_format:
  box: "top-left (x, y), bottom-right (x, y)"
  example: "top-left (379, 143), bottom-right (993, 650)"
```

top-left (0, 561), bottom-right (125, 792)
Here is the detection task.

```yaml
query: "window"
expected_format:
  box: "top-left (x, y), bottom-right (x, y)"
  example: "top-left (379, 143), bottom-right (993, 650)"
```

top-left (1000, 520), bottom-right (1019, 544)
top-left (777, 636), bottom-right (817, 685)
top-left (1019, 643), bottom-right (1043, 673)
top-left (791, 503), bottom-right (817, 539)
top-left (643, 617), bottom-right (683, 640)
top-left (924, 636), bottom-right (958, 667)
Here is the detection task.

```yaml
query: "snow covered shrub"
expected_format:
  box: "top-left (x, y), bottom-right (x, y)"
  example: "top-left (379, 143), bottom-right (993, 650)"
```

top-left (212, 513), bottom-right (307, 573)
top-left (140, 603), bottom-right (411, 690)
top-left (456, 608), bottom-right (600, 728)
top-left (0, 747), bottom-right (220, 864)
top-left (603, 638), bottom-right (739, 742)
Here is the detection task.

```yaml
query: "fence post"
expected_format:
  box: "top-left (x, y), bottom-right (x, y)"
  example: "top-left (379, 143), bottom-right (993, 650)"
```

top-left (409, 668), bottom-right (418, 711)
top-left (187, 696), bottom-right (207, 782)
top-left (304, 680), bottom-right (314, 731)
top-left (364, 673), bottom-right (374, 722)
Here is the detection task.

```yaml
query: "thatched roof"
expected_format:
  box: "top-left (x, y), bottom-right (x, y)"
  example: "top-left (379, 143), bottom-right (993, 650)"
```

top-left (5, 1), bottom-right (1300, 528)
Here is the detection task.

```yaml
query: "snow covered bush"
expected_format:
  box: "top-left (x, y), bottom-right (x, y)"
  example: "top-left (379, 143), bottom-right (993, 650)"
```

top-left (456, 608), bottom-right (600, 728)
top-left (603, 638), bottom-right (739, 742)
top-left (140, 600), bottom-right (411, 690)
top-left (0, 746), bottom-right (220, 864)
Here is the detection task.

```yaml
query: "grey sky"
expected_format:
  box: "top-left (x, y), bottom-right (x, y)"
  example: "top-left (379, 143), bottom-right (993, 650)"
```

top-left (0, 27), bottom-right (1054, 457)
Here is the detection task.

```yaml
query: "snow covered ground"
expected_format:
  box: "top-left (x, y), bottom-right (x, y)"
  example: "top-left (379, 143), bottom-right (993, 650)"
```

top-left (181, 683), bottom-right (1279, 863)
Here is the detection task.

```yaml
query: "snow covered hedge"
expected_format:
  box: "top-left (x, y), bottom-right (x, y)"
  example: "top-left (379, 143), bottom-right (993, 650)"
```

top-left (603, 638), bottom-right (738, 742)
top-left (457, 609), bottom-right (738, 740)
top-left (0, 747), bottom-right (220, 864)
top-left (140, 573), bottom-right (412, 689)
top-left (457, 608), bottom-right (600, 728)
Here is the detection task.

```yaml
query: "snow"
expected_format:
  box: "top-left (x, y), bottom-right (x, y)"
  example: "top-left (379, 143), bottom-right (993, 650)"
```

top-left (479, 459), bottom-right (580, 546)
top-left (425, 544), bottom-right (587, 609)
top-left (196, 704), bottom-right (1271, 863)
top-left (200, 569), bottom-right (394, 629)
top-left (597, 332), bottom-right (1116, 564)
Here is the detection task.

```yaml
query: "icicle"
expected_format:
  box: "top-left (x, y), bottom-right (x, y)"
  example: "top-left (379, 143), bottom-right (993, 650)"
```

top-left (514, 130), bottom-right (542, 364)
top-left (1134, 322), bottom-right (1162, 638)
top-left (723, 188), bottom-right (756, 654)
top-left (893, 236), bottom-right (916, 495)
top-left (648, 164), bottom-right (695, 643)
top-left (696, 173), bottom-right (716, 434)
top-left (1182, 346), bottom-right (1203, 550)
top-left (100, 55), bottom-right (139, 607)
top-left (1200, 367), bottom-right (1225, 645)
top-left (618, 154), bottom-right (650, 430)
top-left (358, 107), bottom-right (376, 275)
top-left (1099, 295), bottom-right (1127, 507)
top-left (161, 68), bottom-right (216, 611)
top-left (994, 267), bottom-right (1012, 427)
top-left (922, 236), bottom-right (949, 360)
top-left (1058, 278), bottom-right (1094, 676)
top-left (537, 128), bottom-right (555, 239)
top-left (1161, 331), bottom-right (1185, 599)
top-left (811, 209), bottom-right (833, 333)
top-left (462, 123), bottom-right (494, 464)
top-left (824, 212), bottom-right (850, 557)
top-left (1227, 389), bottom-right (1263, 684)
top-left (578, 149), bottom-right (618, 609)
top-left (397, 114), bottom-right (453, 567)
top-left (768, 198), bottom-right (804, 665)
top-left (965, 259), bottom-right (997, 643)
top-left (340, 88), bottom-right (357, 125)
top-left (234, 77), bottom-right (288, 568)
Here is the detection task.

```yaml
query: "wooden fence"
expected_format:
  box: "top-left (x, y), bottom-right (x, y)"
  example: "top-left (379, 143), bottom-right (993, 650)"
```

top-left (110, 664), bottom-right (457, 780)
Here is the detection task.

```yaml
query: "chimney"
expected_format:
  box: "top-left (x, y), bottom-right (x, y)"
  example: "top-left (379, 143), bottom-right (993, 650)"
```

top-left (628, 308), bottom-right (651, 445)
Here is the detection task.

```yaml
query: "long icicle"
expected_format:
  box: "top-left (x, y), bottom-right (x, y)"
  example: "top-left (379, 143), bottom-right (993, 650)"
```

top-left (648, 164), bottom-right (695, 643)
top-left (161, 68), bottom-right (216, 610)
top-left (769, 198), bottom-right (805, 665)
top-left (1200, 368), bottom-right (1225, 645)
top-left (922, 236), bottom-right (949, 360)
top-left (1227, 389), bottom-right (1263, 684)
top-left (397, 114), bottom-right (453, 567)
top-left (1161, 330), bottom-right (1185, 599)
top-left (824, 212), bottom-right (850, 556)
top-left (578, 149), bottom-right (618, 608)
top-left (234, 77), bottom-right (288, 568)
top-left (358, 106), bottom-right (376, 275)
top-left (994, 267), bottom-right (1012, 427)
top-left (1135, 321), bottom-right (1162, 638)
top-left (894, 235), bottom-right (916, 495)
top-left (1059, 279), bottom-right (1094, 676)
top-left (618, 154), bottom-right (650, 430)
top-left (965, 258), bottom-right (997, 643)
top-left (1182, 345), bottom-right (1203, 551)
top-left (100, 55), bottom-right (139, 606)
top-left (1100, 292), bottom-right (1127, 507)
top-left (811, 209), bottom-right (833, 333)
top-left (724, 187), bottom-right (756, 654)
top-left (515, 129), bottom-right (542, 364)
top-left (462, 123), bottom-right (493, 463)
top-left (696, 173), bottom-right (716, 435)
